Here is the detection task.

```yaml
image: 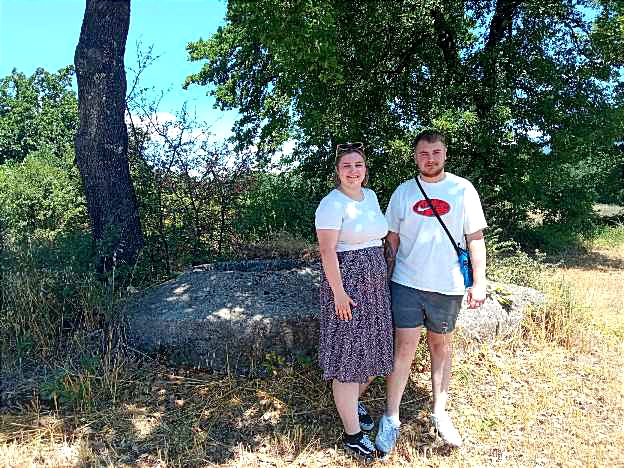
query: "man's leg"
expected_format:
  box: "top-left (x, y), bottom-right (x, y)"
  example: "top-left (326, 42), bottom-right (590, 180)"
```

top-left (427, 329), bottom-right (462, 447)
top-left (385, 327), bottom-right (422, 418)
top-left (375, 327), bottom-right (422, 454)
top-left (427, 331), bottom-right (453, 415)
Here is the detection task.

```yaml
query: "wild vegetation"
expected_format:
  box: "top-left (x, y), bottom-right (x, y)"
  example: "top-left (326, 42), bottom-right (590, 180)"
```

top-left (0, 224), bottom-right (622, 467)
top-left (1, 0), bottom-right (623, 466)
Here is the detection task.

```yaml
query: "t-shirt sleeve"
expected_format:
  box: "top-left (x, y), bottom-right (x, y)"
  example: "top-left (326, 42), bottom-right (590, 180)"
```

top-left (463, 183), bottom-right (487, 235)
top-left (315, 195), bottom-right (343, 230)
top-left (368, 189), bottom-right (382, 211)
top-left (385, 187), bottom-right (402, 233)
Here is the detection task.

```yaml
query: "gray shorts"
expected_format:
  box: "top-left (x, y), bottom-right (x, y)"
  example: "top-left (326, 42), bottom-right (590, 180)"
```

top-left (390, 281), bottom-right (463, 334)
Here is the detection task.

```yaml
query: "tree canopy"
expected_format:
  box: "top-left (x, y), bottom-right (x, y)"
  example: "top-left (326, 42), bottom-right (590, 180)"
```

top-left (0, 67), bottom-right (78, 164)
top-left (185, 0), bottom-right (624, 229)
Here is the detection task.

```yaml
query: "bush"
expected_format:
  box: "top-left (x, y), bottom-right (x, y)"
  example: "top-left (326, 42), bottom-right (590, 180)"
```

top-left (486, 229), bottom-right (546, 288)
top-left (1, 247), bottom-right (106, 358)
top-left (0, 150), bottom-right (88, 243)
top-left (236, 172), bottom-right (320, 243)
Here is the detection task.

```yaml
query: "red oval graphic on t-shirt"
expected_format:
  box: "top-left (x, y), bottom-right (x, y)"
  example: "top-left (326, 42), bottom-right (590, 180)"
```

top-left (413, 199), bottom-right (450, 217)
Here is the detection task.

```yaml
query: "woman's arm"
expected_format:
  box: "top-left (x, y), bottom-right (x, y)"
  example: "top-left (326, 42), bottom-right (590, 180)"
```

top-left (317, 229), bottom-right (356, 320)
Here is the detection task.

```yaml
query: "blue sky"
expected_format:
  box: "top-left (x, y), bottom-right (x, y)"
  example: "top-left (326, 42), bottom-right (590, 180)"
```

top-left (0, 0), bottom-right (238, 140)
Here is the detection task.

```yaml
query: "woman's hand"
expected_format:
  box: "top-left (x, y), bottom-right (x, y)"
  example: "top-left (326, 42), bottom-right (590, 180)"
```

top-left (334, 289), bottom-right (357, 320)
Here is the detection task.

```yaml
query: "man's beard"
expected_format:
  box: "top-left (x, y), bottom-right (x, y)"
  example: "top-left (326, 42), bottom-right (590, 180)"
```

top-left (420, 165), bottom-right (444, 178)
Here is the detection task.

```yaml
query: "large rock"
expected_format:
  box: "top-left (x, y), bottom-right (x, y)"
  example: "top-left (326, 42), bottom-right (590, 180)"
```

top-left (125, 260), bottom-right (544, 370)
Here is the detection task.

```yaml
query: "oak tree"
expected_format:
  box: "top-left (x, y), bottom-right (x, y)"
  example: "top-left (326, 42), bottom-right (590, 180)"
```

top-left (74, 0), bottom-right (144, 272)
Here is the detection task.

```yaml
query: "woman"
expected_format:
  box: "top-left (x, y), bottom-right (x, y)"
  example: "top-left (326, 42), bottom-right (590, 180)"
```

top-left (315, 142), bottom-right (393, 461)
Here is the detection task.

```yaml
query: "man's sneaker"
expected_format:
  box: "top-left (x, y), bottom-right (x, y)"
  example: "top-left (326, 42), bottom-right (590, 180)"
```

top-left (358, 401), bottom-right (374, 431)
top-left (375, 414), bottom-right (400, 455)
top-left (431, 412), bottom-right (463, 447)
top-left (342, 432), bottom-right (379, 462)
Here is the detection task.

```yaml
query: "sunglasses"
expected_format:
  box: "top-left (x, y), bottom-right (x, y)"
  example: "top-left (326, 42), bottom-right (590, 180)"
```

top-left (335, 142), bottom-right (365, 158)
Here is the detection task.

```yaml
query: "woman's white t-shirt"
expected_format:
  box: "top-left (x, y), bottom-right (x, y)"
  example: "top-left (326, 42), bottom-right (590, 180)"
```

top-left (315, 188), bottom-right (389, 252)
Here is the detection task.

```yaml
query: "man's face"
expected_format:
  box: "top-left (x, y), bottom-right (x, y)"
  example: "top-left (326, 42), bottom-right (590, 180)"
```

top-left (414, 140), bottom-right (447, 178)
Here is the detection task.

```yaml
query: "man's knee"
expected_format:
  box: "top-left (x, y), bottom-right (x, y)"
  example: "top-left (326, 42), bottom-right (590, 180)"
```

top-left (394, 328), bottom-right (422, 363)
top-left (427, 331), bottom-right (453, 355)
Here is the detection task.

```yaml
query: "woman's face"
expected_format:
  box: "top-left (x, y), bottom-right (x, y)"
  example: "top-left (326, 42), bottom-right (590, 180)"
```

top-left (336, 151), bottom-right (366, 189)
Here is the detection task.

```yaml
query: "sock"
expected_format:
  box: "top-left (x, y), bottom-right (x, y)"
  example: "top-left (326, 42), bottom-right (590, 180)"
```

top-left (384, 414), bottom-right (401, 426)
top-left (343, 430), bottom-right (363, 442)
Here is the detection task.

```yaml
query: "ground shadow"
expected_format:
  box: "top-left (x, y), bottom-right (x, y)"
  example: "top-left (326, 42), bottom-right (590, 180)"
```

top-left (546, 249), bottom-right (624, 272)
top-left (2, 354), bottom-right (443, 466)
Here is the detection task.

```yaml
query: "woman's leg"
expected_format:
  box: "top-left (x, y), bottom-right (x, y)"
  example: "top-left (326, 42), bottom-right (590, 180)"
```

top-left (358, 376), bottom-right (375, 398)
top-left (333, 380), bottom-right (360, 434)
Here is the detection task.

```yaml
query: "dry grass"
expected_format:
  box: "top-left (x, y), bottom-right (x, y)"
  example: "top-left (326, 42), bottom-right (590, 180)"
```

top-left (2, 230), bottom-right (623, 467)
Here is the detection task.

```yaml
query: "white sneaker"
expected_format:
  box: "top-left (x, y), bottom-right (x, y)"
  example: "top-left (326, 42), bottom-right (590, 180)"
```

top-left (431, 412), bottom-right (462, 447)
top-left (375, 414), bottom-right (400, 454)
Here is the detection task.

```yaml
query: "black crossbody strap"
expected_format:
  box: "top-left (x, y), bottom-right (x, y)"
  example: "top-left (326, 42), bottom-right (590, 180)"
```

top-left (415, 177), bottom-right (461, 255)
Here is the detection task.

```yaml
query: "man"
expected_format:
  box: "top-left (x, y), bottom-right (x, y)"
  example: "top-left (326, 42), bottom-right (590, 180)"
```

top-left (375, 130), bottom-right (487, 454)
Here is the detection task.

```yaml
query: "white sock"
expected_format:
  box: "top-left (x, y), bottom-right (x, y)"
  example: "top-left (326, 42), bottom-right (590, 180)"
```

top-left (384, 414), bottom-right (401, 426)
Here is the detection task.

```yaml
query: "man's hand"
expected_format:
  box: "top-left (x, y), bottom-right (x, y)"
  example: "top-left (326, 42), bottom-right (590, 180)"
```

top-left (334, 290), bottom-right (357, 320)
top-left (466, 283), bottom-right (486, 308)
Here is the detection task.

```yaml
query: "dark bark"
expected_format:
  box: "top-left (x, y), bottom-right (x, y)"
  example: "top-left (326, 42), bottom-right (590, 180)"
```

top-left (432, 6), bottom-right (460, 80)
top-left (74, 0), bottom-right (144, 273)
top-left (477, 0), bottom-right (525, 118)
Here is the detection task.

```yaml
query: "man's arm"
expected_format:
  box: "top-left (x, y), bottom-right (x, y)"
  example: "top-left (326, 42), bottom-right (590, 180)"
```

top-left (384, 231), bottom-right (400, 278)
top-left (466, 230), bottom-right (486, 308)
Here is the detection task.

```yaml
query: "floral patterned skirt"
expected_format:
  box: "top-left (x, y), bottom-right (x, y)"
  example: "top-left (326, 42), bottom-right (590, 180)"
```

top-left (318, 246), bottom-right (394, 384)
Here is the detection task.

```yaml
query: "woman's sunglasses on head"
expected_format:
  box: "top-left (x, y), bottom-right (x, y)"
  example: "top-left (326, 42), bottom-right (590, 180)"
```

top-left (335, 142), bottom-right (365, 158)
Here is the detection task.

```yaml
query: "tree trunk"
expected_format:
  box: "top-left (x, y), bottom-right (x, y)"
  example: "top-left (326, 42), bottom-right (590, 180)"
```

top-left (74, 0), bottom-right (144, 273)
top-left (477, 0), bottom-right (525, 118)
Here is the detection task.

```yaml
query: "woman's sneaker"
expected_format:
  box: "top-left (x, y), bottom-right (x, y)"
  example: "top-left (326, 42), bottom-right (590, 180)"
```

top-left (358, 401), bottom-right (374, 431)
top-left (342, 432), bottom-right (380, 462)
top-left (430, 412), bottom-right (462, 447)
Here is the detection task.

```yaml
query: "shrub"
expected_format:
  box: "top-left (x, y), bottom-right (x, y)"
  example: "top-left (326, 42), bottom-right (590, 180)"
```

top-left (0, 150), bottom-right (88, 243)
top-left (486, 229), bottom-right (546, 288)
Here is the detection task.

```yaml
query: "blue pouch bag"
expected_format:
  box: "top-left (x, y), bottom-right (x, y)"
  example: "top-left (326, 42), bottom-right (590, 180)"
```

top-left (457, 246), bottom-right (473, 288)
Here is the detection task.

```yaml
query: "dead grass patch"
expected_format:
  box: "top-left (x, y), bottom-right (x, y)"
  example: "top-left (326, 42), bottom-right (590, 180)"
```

top-left (2, 240), bottom-right (623, 467)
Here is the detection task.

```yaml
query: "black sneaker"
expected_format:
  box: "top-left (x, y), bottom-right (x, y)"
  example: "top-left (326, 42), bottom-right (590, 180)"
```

top-left (342, 432), bottom-right (380, 462)
top-left (358, 401), bottom-right (374, 431)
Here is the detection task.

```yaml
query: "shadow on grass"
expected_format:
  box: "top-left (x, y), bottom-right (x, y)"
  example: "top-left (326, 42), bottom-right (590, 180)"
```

top-left (546, 249), bottom-right (624, 271)
top-left (2, 356), bottom-right (437, 466)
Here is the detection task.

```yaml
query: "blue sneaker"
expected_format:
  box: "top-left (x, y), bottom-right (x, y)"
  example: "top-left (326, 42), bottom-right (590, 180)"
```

top-left (358, 401), bottom-right (374, 431)
top-left (375, 414), bottom-right (400, 455)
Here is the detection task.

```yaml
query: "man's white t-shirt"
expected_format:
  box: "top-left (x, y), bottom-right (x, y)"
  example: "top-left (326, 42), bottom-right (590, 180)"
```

top-left (385, 173), bottom-right (487, 295)
top-left (315, 188), bottom-right (389, 252)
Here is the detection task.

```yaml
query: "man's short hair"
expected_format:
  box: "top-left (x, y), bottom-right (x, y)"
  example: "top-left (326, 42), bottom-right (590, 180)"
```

top-left (412, 131), bottom-right (447, 152)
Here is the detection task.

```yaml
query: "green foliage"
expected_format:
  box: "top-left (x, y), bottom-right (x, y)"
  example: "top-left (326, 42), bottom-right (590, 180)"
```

top-left (486, 229), bottom-right (546, 288)
top-left (186, 0), bottom-right (624, 235)
top-left (1, 247), bottom-right (105, 358)
top-left (585, 223), bottom-right (624, 249)
top-left (236, 172), bottom-right (320, 243)
top-left (0, 150), bottom-right (88, 244)
top-left (0, 67), bottom-right (78, 164)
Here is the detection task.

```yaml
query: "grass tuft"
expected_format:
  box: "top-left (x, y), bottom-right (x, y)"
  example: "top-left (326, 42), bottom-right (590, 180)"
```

top-left (1, 224), bottom-right (623, 466)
